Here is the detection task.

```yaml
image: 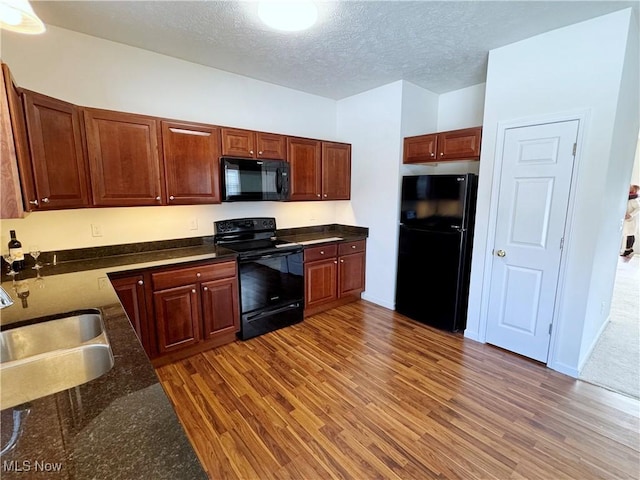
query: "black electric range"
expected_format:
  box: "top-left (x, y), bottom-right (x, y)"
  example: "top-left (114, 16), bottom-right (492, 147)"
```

top-left (214, 218), bottom-right (304, 340)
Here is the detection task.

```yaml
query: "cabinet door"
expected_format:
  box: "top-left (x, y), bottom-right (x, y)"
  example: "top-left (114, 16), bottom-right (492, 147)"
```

top-left (153, 285), bottom-right (201, 354)
top-left (110, 274), bottom-right (149, 350)
top-left (437, 127), bottom-right (482, 161)
top-left (403, 134), bottom-right (438, 163)
top-left (256, 132), bottom-right (286, 160)
top-left (1, 64), bottom-right (30, 217)
top-left (162, 121), bottom-right (221, 205)
top-left (338, 252), bottom-right (366, 298)
top-left (23, 91), bottom-right (91, 209)
top-left (85, 108), bottom-right (164, 206)
top-left (201, 277), bottom-right (240, 339)
top-left (321, 142), bottom-right (351, 200)
top-left (304, 259), bottom-right (337, 309)
top-left (221, 127), bottom-right (255, 157)
top-left (288, 137), bottom-right (321, 201)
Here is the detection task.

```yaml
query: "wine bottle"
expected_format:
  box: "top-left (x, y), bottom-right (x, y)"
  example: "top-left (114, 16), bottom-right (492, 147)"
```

top-left (8, 230), bottom-right (24, 271)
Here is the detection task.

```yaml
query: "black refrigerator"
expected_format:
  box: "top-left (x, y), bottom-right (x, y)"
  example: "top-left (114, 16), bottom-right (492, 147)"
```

top-left (395, 174), bottom-right (478, 332)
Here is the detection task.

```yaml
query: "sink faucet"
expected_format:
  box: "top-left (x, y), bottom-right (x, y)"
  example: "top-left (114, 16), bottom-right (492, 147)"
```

top-left (0, 285), bottom-right (14, 309)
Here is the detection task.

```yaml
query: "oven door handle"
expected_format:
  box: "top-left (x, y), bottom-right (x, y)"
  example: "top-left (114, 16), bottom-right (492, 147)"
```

top-left (245, 302), bottom-right (301, 322)
top-left (240, 249), bottom-right (302, 262)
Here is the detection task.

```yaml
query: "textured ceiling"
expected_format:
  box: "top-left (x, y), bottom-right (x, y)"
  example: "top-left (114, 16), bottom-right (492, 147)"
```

top-left (31, 1), bottom-right (638, 99)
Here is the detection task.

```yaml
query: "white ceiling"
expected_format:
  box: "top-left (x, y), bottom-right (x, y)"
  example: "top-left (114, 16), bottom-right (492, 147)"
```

top-left (31, 1), bottom-right (638, 100)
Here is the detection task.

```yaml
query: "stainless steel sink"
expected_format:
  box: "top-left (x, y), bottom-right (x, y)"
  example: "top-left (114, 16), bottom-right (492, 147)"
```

top-left (0, 313), bottom-right (114, 409)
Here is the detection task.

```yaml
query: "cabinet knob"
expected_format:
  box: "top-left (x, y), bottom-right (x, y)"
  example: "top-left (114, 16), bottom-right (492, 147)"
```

top-left (352, 245), bottom-right (356, 249)
top-left (169, 195), bottom-right (175, 200)
top-left (41, 197), bottom-right (50, 203)
top-left (440, 152), bottom-right (444, 156)
top-left (249, 150), bottom-right (254, 155)
top-left (191, 289), bottom-right (196, 294)
top-left (320, 251), bottom-right (324, 255)
top-left (203, 286), bottom-right (208, 291)
top-left (196, 272), bottom-right (201, 278)
top-left (29, 199), bottom-right (39, 206)
top-left (317, 194), bottom-right (321, 197)
top-left (258, 151), bottom-right (263, 155)
top-left (155, 196), bottom-right (161, 201)
top-left (340, 259), bottom-right (344, 263)
top-left (323, 194), bottom-right (327, 198)
top-left (137, 280), bottom-right (144, 286)
top-left (430, 152), bottom-right (435, 157)
top-left (334, 260), bottom-right (338, 264)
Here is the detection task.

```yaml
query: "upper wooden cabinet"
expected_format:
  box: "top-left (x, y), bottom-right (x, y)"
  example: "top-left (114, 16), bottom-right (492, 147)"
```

top-left (23, 90), bottom-right (92, 210)
top-left (161, 121), bottom-right (221, 205)
top-left (404, 133), bottom-right (438, 163)
top-left (84, 108), bottom-right (165, 206)
top-left (437, 127), bottom-right (482, 160)
top-left (321, 142), bottom-right (351, 200)
top-left (221, 127), bottom-right (286, 160)
top-left (404, 127), bottom-right (482, 163)
top-left (1, 63), bottom-right (28, 218)
top-left (288, 137), bottom-right (322, 200)
top-left (288, 138), bottom-right (352, 201)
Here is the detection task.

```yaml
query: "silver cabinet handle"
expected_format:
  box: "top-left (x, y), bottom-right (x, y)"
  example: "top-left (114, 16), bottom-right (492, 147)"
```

top-left (249, 150), bottom-right (254, 155)
top-left (496, 250), bottom-right (506, 257)
top-left (258, 151), bottom-right (263, 155)
top-left (29, 199), bottom-right (39, 206)
top-left (440, 152), bottom-right (444, 156)
top-left (137, 280), bottom-right (144, 286)
top-left (351, 245), bottom-right (356, 249)
top-left (155, 196), bottom-right (161, 201)
top-left (196, 272), bottom-right (201, 278)
top-left (191, 289), bottom-right (196, 294)
top-left (316, 194), bottom-right (321, 197)
top-left (320, 251), bottom-right (324, 255)
top-left (41, 197), bottom-right (50, 203)
top-left (169, 195), bottom-right (175, 200)
top-left (203, 286), bottom-right (208, 291)
top-left (334, 260), bottom-right (337, 264)
top-left (340, 259), bottom-right (344, 263)
top-left (323, 194), bottom-right (327, 198)
top-left (430, 152), bottom-right (435, 157)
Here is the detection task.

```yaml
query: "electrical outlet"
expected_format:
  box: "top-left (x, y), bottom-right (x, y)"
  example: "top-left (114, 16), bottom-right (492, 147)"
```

top-left (91, 224), bottom-right (103, 237)
top-left (97, 277), bottom-right (109, 290)
top-left (189, 218), bottom-right (198, 231)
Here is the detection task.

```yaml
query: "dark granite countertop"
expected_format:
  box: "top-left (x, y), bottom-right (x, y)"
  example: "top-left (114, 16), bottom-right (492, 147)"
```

top-left (0, 225), bottom-right (367, 479)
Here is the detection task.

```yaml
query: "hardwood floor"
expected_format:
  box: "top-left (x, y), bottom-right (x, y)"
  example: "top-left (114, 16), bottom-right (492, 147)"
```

top-left (156, 301), bottom-right (640, 479)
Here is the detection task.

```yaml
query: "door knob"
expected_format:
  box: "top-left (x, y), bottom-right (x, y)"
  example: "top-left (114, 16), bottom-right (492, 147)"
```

top-left (496, 249), bottom-right (506, 257)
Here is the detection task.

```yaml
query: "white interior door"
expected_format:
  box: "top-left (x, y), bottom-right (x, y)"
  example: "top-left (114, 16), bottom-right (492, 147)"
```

top-left (486, 120), bottom-right (579, 362)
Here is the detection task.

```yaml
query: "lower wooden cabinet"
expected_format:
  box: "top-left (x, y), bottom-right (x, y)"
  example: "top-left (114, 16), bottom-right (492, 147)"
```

top-left (110, 274), bottom-right (149, 349)
top-left (304, 239), bottom-right (366, 317)
top-left (110, 259), bottom-right (239, 365)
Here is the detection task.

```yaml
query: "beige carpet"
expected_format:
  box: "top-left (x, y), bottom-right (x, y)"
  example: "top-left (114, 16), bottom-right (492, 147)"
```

top-left (579, 254), bottom-right (640, 399)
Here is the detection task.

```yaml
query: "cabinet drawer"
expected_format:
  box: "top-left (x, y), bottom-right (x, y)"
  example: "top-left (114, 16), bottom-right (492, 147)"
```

top-left (152, 261), bottom-right (237, 291)
top-left (338, 240), bottom-right (366, 256)
top-left (304, 243), bottom-right (338, 262)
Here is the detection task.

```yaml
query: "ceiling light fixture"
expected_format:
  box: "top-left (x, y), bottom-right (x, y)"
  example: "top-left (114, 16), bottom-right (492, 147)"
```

top-left (258, 0), bottom-right (318, 32)
top-left (0, 0), bottom-right (45, 34)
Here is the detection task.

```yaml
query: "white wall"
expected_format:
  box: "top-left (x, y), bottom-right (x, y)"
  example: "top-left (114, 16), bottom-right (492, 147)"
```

top-left (466, 9), bottom-right (639, 376)
top-left (581, 11), bottom-right (640, 366)
top-left (438, 83), bottom-right (486, 132)
top-left (336, 81), bottom-right (405, 308)
top-left (0, 25), bottom-right (340, 251)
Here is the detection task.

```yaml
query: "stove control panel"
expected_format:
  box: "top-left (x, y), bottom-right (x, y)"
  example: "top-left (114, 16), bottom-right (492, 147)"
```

top-left (215, 217), bottom-right (276, 235)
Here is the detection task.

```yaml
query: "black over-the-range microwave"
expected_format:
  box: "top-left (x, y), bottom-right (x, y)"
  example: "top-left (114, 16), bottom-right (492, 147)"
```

top-left (220, 157), bottom-right (290, 202)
